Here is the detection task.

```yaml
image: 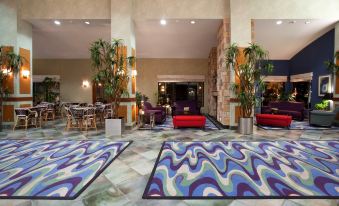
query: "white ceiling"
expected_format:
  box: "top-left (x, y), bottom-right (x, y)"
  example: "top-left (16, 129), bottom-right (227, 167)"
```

top-left (254, 19), bottom-right (338, 60)
top-left (32, 19), bottom-right (110, 59)
top-left (32, 18), bottom-right (338, 60)
top-left (135, 19), bottom-right (221, 59)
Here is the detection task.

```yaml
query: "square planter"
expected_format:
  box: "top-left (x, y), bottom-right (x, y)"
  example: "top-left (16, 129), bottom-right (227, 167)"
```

top-left (105, 118), bottom-right (125, 137)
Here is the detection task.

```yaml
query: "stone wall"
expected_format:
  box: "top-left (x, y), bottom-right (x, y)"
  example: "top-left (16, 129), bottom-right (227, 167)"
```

top-left (216, 19), bottom-right (231, 125)
top-left (207, 47), bottom-right (217, 117)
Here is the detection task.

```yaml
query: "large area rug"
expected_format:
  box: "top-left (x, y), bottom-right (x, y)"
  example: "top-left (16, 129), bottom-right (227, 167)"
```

top-left (143, 141), bottom-right (339, 199)
top-left (0, 139), bottom-right (131, 200)
top-left (257, 120), bottom-right (339, 130)
top-left (152, 116), bottom-right (219, 131)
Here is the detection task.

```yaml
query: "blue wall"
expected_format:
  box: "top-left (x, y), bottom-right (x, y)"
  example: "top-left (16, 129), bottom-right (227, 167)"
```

top-left (262, 29), bottom-right (335, 107)
top-left (264, 60), bottom-right (290, 76)
top-left (289, 29), bottom-right (334, 107)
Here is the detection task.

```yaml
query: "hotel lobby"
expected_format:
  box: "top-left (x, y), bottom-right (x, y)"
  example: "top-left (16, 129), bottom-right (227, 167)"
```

top-left (0, 0), bottom-right (339, 206)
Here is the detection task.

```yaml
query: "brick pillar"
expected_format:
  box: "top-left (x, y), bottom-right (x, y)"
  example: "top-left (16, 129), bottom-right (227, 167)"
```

top-left (216, 18), bottom-right (231, 126)
top-left (207, 47), bottom-right (217, 117)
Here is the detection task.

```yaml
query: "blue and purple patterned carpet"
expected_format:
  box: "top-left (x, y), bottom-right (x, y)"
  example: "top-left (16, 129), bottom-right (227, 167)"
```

top-left (257, 120), bottom-right (339, 130)
top-left (0, 140), bottom-right (131, 199)
top-left (152, 116), bottom-right (219, 131)
top-left (143, 141), bottom-right (339, 199)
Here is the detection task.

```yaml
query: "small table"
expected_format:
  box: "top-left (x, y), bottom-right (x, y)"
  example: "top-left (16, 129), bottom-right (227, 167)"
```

top-left (271, 108), bottom-right (279, 114)
top-left (138, 111), bottom-right (155, 130)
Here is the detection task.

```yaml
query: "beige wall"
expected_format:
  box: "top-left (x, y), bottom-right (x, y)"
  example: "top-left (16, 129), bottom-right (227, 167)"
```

top-left (136, 58), bottom-right (209, 112)
top-left (33, 59), bottom-right (94, 103)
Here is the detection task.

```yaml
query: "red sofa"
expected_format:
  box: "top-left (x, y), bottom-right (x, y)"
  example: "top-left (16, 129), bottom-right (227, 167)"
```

top-left (173, 115), bottom-right (206, 129)
top-left (256, 114), bottom-right (292, 128)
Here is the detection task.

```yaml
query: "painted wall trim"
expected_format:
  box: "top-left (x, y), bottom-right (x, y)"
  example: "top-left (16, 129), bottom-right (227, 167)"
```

top-left (157, 75), bottom-right (205, 82)
top-left (33, 75), bottom-right (60, 82)
top-left (262, 75), bottom-right (288, 82)
top-left (290, 72), bottom-right (313, 82)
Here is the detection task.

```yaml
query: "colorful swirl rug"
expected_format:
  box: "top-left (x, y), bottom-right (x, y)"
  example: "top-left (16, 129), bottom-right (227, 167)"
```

top-left (143, 141), bottom-right (339, 199)
top-left (0, 139), bottom-right (131, 200)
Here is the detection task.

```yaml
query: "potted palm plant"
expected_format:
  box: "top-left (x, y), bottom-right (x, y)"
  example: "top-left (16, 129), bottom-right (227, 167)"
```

top-left (90, 39), bottom-right (135, 136)
top-left (0, 46), bottom-right (24, 131)
top-left (225, 43), bottom-right (273, 134)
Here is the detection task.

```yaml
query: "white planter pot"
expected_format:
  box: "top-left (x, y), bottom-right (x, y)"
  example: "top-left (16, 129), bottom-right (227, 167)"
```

top-left (105, 118), bottom-right (124, 137)
top-left (238, 117), bottom-right (253, 135)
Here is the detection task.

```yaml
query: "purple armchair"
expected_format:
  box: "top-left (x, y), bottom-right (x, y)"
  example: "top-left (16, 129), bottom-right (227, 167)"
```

top-left (172, 100), bottom-right (200, 116)
top-left (263, 101), bottom-right (305, 121)
top-left (143, 102), bottom-right (166, 124)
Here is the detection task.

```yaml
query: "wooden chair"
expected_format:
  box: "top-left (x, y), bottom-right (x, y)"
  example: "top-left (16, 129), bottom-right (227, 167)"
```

top-left (83, 107), bottom-right (97, 131)
top-left (65, 107), bottom-right (84, 131)
top-left (13, 108), bottom-right (38, 131)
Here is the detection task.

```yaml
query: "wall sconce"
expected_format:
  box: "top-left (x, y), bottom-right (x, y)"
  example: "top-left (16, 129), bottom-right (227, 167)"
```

top-left (98, 82), bottom-right (102, 87)
top-left (82, 80), bottom-right (90, 88)
top-left (131, 70), bottom-right (137, 77)
top-left (22, 70), bottom-right (30, 79)
top-left (1, 68), bottom-right (12, 76)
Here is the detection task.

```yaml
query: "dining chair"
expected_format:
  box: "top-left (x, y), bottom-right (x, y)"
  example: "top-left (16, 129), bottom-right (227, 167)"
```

top-left (13, 108), bottom-right (38, 131)
top-left (83, 107), bottom-right (97, 131)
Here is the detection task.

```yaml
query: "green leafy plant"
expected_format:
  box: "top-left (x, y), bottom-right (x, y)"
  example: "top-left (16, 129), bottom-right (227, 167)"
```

top-left (315, 100), bottom-right (329, 111)
top-left (324, 51), bottom-right (339, 74)
top-left (90, 39), bottom-right (135, 118)
top-left (136, 91), bottom-right (149, 108)
top-left (42, 77), bottom-right (59, 102)
top-left (0, 46), bottom-right (25, 131)
top-left (225, 43), bottom-right (273, 118)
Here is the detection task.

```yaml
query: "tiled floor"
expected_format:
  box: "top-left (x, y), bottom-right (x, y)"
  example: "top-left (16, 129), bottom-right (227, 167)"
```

top-left (0, 119), bottom-right (338, 206)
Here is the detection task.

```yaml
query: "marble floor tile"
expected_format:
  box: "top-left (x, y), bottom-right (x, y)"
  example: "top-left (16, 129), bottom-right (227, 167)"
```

top-left (0, 119), bottom-right (338, 206)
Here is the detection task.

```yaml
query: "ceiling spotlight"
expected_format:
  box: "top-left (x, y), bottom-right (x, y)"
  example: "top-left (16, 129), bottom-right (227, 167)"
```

top-left (276, 20), bottom-right (283, 25)
top-left (305, 20), bottom-right (311, 24)
top-left (289, 20), bottom-right (296, 24)
top-left (160, 19), bottom-right (167, 26)
top-left (85, 21), bottom-right (90, 25)
top-left (190, 20), bottom-right (196, 24)
top-left (54, 20), bottom-right (61, 25)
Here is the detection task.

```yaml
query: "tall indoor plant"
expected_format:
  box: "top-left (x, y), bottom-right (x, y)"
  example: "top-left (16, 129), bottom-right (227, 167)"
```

top-left (0, 46), bottom-right (24, 131)
top-left (323, 51), bottom-right (339, 111)
top-left (90, 39), bottom-right (134, 135)
top-left (225, 43), bottom-right (273, 134)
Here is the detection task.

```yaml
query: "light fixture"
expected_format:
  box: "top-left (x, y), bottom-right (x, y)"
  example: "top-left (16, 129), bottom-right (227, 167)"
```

top-left (98, 82), bottom-right (102, 87)
top-left (22, 70), bottom-right (30, 79)
top-left (85, 21), bottom-right (90, 25)
top-left (82, 80), bottom-right (90, 88)
top-left (1, 68), bottom-right (12, 76)
top-left (190, 20), bottom-right (196, 24)
top-left (305, 20), bottom-right (311, 24)
top-left (131, 69), bottom-right (137, 77)
top-left (160, 19), bottom-right (167, 26)
top-left (54, 20), bottom-right (61, 25)
top-left (276, 20), bottom-right (283, 25)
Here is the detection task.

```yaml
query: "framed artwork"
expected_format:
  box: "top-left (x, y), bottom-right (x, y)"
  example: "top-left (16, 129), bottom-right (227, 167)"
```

top-left (318, 75), bottom-right (331, 96)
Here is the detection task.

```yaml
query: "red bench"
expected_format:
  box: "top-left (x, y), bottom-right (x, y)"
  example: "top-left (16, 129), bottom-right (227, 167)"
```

top-left (173, 115), bottom-right (206, 129)
top-left (256, 114), bottom-right (292, 128)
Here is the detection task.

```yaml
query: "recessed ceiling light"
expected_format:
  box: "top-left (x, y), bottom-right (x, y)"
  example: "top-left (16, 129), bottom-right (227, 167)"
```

top-left (160, 19), bottom-right (167, 25)
top-left (54, 20), bottom-right (61, 25)
top-left (190, 20), bottom-right (196, 24)
top-left (276, 20), bottom-right (283, 25)
top-left (305, 20), bottom-right (311, 24)
top-left (289, 20), bottom-right (296, 24)
top-left (85, 21), bottom-right (90, 25)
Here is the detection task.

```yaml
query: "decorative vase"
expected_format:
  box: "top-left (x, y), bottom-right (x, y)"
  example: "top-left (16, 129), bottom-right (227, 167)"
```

top-left (238, 117), bottom-right (253, 135)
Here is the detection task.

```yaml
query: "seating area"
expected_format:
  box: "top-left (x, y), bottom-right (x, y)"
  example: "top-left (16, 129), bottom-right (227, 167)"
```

top-left (0, 1), bottom-right (339, 206)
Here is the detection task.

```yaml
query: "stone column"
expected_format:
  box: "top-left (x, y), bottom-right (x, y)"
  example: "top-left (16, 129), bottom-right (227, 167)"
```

top-left (111, 0), bottom-right (137, 127)
top-left (0, 0), bottom-right (33, 125)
